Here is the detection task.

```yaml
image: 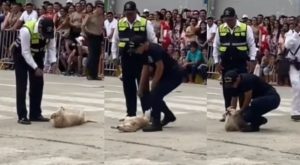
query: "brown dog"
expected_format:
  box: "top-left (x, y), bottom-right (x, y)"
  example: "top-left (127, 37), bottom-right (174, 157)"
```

top-left (112, 111), bottom-right (151, 132)
top-left (50, 107), bottom-right (96, 128)
top-left (225, 108), bottom-right (251, 132)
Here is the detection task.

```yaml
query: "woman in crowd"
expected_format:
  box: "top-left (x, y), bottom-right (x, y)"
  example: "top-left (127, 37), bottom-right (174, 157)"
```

top-left (160, 10), bottom-right (173, 49)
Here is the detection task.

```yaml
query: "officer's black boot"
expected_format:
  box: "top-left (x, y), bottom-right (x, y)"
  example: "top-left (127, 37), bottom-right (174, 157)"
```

top-left (143, 118), bottom-right (162, 132)
top-left (161, 112), bottom-right (176, 127)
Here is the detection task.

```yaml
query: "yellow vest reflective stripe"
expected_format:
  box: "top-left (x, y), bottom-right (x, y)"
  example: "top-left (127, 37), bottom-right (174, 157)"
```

top-left (118, 17), bottom-right (147, 48)
top-left (219, 23), bottom-right (248, 53)
top-left (23, 20), bottom-right (40, 45)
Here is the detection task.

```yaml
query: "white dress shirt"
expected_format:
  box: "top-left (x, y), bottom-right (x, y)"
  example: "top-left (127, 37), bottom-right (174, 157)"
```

top-left (19, 18), bottom-right (57, 70)
top-left (111, 15), bottom-right (157, 59)
top-left (285, 31), bottom-right (300, 61)
top-left (19, 10), bottom-right (38, 22)
top-left (104, 18), bottom-right (118, 42)
top-left (213, 20), bottom-right (257, 64)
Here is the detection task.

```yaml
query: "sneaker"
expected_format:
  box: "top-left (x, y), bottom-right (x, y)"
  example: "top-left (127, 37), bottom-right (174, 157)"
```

top-left (18, 118), bottom-right (31, 125)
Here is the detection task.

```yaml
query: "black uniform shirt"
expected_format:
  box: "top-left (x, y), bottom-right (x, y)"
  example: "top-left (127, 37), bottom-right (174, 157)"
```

top-left (231, 73), bottom-right (276, 98)
top-left (142, 43), bottom-right (179, 76)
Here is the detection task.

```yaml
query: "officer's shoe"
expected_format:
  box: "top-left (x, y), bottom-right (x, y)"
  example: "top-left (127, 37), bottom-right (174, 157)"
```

top-left (219, 113), bottom-right (226, 122)
top-left (18, 118), bottom-right (31, 125)
top-left (30, 116), bottom-right (50, 122)
top-left (143, 122), bottom-right (162, 132)
top-left (259, 116), bottom-right (268, 125)
top-left (161, 114), bottom-right (176, 127)
top-left (291, 115), bottom-right (300, 121)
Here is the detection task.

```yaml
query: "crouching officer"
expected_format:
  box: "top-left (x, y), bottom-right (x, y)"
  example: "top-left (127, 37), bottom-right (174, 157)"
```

top-left (223, 70), bottom-right (281, 132)
top-left (213, 7), bottom-right (257, 122)
top-left (131, 36), bottom-right (184, 132)
top-left (13, 17), bottom-right (56, 124)
top-left (111, 1), bottom-right (157, 117)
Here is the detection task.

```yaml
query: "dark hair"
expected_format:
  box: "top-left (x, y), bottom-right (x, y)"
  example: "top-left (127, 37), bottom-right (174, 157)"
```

top-left (199, 9), bottom-right (207, 14)
top-left (174, 14), bottom-right (184, 34)
top-left (190, 41), bottom-right (199, 49)
top-left (207, 17), bottom-right (214, 20)
top-left (155, 11), bottom-right (164, 20)
top-left (86, 3), bottom-right (93, 10)
top-left (107, 11), bottom-right (113, 15)
top-left (165, 11), bottom-right (174, 30)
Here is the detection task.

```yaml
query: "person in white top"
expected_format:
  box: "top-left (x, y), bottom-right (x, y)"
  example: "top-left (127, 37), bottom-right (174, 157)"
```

top-left (284, 22), bottom-right (300, 121)
top-left (104, 12), bottom-right (118, 59)
top-left (13, 17), bottom-right (56, 125)
top-left (10, 3), bottom-right (38, 30)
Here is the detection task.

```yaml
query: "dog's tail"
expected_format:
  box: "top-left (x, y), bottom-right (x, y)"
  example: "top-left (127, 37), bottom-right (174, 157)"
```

top-left (85, 120), bottom-right (97, 123)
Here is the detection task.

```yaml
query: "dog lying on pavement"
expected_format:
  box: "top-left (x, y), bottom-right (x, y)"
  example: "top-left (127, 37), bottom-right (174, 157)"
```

top-left (111, 111), bottom-right (151, 132)
top-left (225, 107), bottom-right (251, 132)
top-left (50, 107), bottom-right (97, 128)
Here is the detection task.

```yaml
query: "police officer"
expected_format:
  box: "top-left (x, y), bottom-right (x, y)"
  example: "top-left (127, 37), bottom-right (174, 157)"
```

top-left (285, 21), bottom-right (300, 121)
top-left (130, 36), bottom-right (183, 132)
top-left (111, 1), bottom-right (157, 117)
top-left (13, 17), bottom-right (56, 124)
top-left (212, 7), bottom-right (257, 122)
top-left (223, 70), bottom-right (281, 132)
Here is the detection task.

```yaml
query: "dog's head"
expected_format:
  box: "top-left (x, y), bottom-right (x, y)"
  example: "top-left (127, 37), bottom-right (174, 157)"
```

top-left (50, 107), bottom-right (65, 119)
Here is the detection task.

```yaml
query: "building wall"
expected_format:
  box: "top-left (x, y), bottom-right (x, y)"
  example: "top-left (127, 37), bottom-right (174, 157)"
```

top-left (211, 0), bottom-right (300, 19)
top-left (112, 0), bottom-right (206, 14)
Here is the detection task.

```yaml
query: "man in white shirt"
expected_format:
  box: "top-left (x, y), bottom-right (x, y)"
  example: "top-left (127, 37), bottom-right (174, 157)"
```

top-left (111, 1), bottom-right (157, 118)
top-left (213, 7), bottom-right (257, 122)
top-left (285, 22), bottom-right (300, 121)
top-left (9, 3), bottom-right (38, 31)
top-left (207, 17), bottom-right (217, 58)
top-left (13, 18), bottom-right (56, 125)
top-left (104, 12), bottom-right (118, 59)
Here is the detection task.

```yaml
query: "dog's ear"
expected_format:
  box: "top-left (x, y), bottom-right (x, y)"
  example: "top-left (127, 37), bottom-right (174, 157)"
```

top-left (50, 113), bottom-right (56, 119)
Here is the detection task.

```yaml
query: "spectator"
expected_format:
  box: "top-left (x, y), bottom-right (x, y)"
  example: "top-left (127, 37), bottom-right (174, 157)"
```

top-left (104, 11), bottom-right (117, 59)
top-left (251, 17), bottom-right (259, 46)
top-left (183, 17), bottom-right (198, 49)
top-left (160, 10), bottom-right (173, 49)
top-left (1, 3), bottom-right (22, 30)
top-left (206, 16), bottom-right (217, 58)
top-left (9, 3), bottom-right (37, 30)
top-left (184, 41), bottom-right (206, 83)
top-left (152, 11), bottom-right (163, 41)
top-left (260, 48), bottom-right (275, 83)
top-left (173, 14), bottom-right (184, 50)
top-left (259, 17), bottom-right (271, 57)
top-left (197, 21), bottom-right (207, 48)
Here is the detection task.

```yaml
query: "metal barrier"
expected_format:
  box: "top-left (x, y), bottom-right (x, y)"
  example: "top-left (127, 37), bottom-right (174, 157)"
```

top-left (0, 30), bottom-right (18, 69)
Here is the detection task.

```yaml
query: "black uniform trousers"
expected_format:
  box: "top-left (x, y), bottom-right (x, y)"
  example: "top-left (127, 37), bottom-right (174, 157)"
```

top-left (13, 47), bottom-right (44, 120)
top-left (222, 65), bottom-right (248, 110)
top-left (149, 70), bottom-right (183, 123)
top-left (243, 90), bottom-right (280, 125)
top-left (121, 55), bottom-right (150, 116)
top-left (86, 33), bottom-right (103, 78)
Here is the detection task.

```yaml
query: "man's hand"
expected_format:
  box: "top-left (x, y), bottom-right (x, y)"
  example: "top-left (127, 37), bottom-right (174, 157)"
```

top-left (35, 68), bottom-right (44, 77)
top-left (49, 63), bottom-right (59, 74)
top-left (247, 60), bottom-right (256, 73)
top-left (216, 63), bottom-right (223, 74)
top-left (151, 81), bottom-right (157, 91)
top-left (137, 89), bottom-right (143, 98)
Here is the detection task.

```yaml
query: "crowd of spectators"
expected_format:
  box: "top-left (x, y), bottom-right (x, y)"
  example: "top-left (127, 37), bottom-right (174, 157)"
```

top-left (0, 0), bottom-right (299, 86)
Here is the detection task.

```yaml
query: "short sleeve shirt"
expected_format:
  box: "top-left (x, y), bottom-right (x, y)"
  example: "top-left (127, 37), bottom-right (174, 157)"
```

top-left (231, 73), bottom-right (275, 98)
top-left (142, 43), bottom-right (179, 76)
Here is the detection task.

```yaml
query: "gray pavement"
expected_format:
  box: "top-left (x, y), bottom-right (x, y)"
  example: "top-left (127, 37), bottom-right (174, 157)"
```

top-left (0, 70), bottom-right (299, 165)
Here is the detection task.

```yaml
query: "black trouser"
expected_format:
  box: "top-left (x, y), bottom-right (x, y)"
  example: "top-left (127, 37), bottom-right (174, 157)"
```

top-left (150, 70), bottom-right (183, 123)
top-left (121, 55), bottom-right (150, 116)
top-left (13, 47), bottom-right (44, 120)
top-left (86, 33), bottom-right (103, 78)
top-left (243, 90), bottom-right (280, 125)
top-left (222, 66), bottom-right (248, 110)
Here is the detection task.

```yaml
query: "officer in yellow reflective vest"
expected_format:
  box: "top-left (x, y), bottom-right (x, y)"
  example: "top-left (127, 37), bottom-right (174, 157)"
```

top-left (111, 1), bottom-right (157, 117)
top-left (13, 18), bottom-right (56, 124)
top-left (212, 7), bottom-right (257, 122)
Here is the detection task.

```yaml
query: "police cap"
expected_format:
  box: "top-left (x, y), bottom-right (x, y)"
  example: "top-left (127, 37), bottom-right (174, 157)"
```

top-left (124, 1), bottom-right (137, 11)
top-left (129, 35), bottom-right (147, 49)
top-left (223, 7), bottom-right (236, 18)
top-left (223, 70), bottom-right (239, 88)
